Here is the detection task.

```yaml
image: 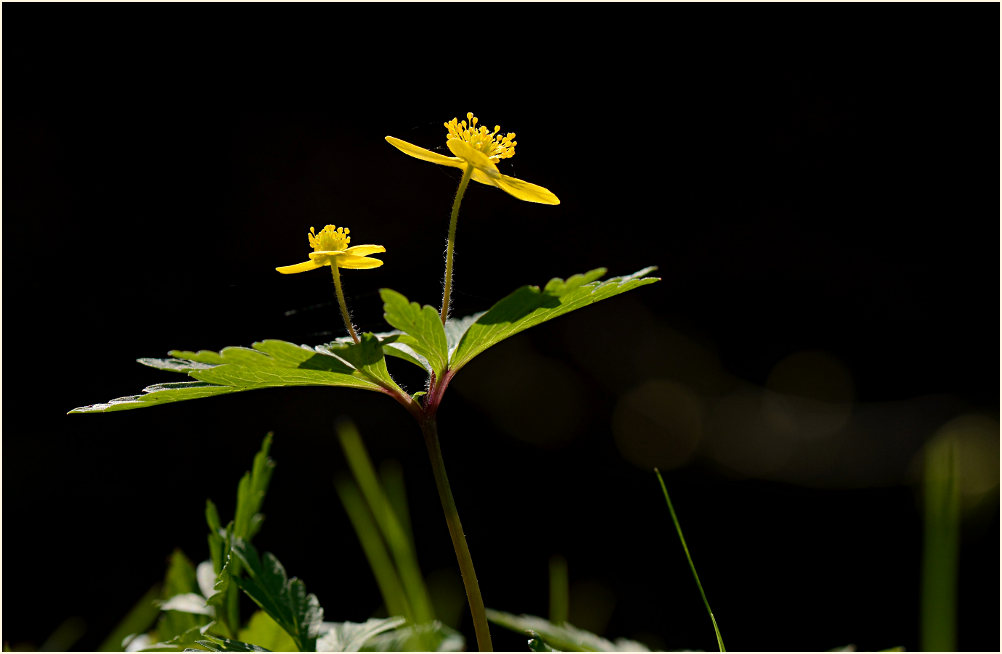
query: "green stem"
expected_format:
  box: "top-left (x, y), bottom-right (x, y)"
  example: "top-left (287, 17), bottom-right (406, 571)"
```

top-left (441, 163), bottom-right (474, 324)
top-left (330, 263), bottom-right (360, 344)
top-left (419, 416), bottom-right (493, 651)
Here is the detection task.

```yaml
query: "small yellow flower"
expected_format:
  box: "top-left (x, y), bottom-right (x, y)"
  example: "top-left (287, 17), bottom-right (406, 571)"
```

top-left (276, 225), bottom-right (385, 274)
top-left (385, 112), bottom-right (559, 205)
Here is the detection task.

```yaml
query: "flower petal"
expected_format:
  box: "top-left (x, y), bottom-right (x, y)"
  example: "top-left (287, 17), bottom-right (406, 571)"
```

top-left (470, 167), bottom-right (500, 187)
top-left (446, 139), bottom-right (500, 174)
top-left (336, 254), bottom-right (384, 270)
top-left (385, 136), bottom-right (465, 169)
top-left (276, 259), bottom-right (324, 274)
top-left (491, 173), bottom-right (561, 205)
top-left (343, 244), bottom-right (386, 257)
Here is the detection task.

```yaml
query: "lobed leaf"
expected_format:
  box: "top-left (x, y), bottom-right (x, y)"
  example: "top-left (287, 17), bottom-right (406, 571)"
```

top-left (449, 268), bottom-right (659, 373)
top-left (71, 340), bottom-right (388, 413)
top-left (229, 539), bottom-right (324, 652)
top-left (380, 289), bottom-right (449, 378)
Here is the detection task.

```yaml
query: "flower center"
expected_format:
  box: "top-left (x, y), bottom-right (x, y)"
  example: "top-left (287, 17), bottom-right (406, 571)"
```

top-left (445, 112), bottom-right (517, 162)
top-left (309, 225), bottom-right (350, 252)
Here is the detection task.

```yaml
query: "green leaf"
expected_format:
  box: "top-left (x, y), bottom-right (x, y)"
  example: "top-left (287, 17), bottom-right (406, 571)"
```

top-left (205, 501), bottom-right (227, 590)
top-left (229, 539), bottom-right (323, 652)
top-left (70, 340), bottom-right (386, 413)
top-left (444, 312), bottom-right (483, 358)
top-left (318, 333), bottom-right (406, 395)
top-left (485, 610), bottom-right (650, 652)
top-left (233, 433), bottom-right (276, 542)
top-left (360, 620), bottom-right (465, 652)
top-left (238, 611), bottom-right (297, 653)
top-left (158, 550), bottom-right (212, 640)
top-left (380, 289), bottom-right (450, 378)
top-left (322, 332), bottom-right (428, 372)
top-left (72, 381), bottom-right (240, 413)
top-left (324, 332), bottom-right (432, 374)
top-left (449, 268), bottom-right (659, 373)
top-left (315, 616), bottom-right (406, 652)
top-left (203, 435), bottom-right (277, 639)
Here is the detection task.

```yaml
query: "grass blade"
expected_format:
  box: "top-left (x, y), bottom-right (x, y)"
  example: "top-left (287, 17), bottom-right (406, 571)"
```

top-left (548, 555), bottom-right (569, 625)
top-left (920, 435), bottom-right (959, 651)
top-left (654, 468), bottom-right (725, 652)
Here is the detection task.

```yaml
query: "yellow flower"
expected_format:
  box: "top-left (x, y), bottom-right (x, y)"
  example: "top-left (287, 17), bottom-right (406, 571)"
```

top-left (276, 225), bottom-right (385, 274)
top-left (385, 112), bottom-right (559, 205)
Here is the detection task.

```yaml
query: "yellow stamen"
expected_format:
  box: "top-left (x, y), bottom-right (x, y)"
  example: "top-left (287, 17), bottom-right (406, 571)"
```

top-left (308, 224), bottom-right (351, 252)
top-left (444, 112), bottom-right (517, 162)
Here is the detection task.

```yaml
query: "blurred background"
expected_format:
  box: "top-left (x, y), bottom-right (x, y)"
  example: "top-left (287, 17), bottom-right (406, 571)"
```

top-left (3, 5), bottom-right (998, 652)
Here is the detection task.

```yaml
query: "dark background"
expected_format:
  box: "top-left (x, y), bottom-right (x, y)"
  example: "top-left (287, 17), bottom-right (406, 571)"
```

top-left (3, 5), bottom-right (998, 652)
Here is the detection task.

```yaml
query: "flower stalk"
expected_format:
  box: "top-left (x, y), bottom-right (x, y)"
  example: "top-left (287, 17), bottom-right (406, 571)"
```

top-left (330, 263), bottom-right (360, 344)
top-left (419, 414), bottom-right (493, 652)
top-left (441, 163), bottom-right (474, 323)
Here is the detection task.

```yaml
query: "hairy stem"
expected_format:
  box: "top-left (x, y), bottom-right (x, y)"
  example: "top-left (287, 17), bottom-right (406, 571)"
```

top-left (419, 416), bottom-right (493, 651)
top-left (330, 263), bottom-right (360, 344)
top-left (441, 163), bottom-right (474, 324)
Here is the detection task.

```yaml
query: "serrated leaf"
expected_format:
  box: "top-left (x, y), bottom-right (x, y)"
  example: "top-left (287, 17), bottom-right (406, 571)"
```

top-left (315, 616), bottom-right (406, 652)
top-left (229, 539), bottom-right (323, 652)
top-left (380, 289), bottom-right (449, 378)
top-left (449, 268), bottom-right (658, 373)
top-left (203, 435), bottom-right (276, 639)
top-left (71, 340), bottom-right (385, 413)
top-left (233, 433), bottom-right (275, 542)
top-left (139, 358), bottom-right (219, 373)
top-left (360, 620), bottom-right (465, 652)
top-left (72, 382), bottom-right (240, 413)
top-left (485, 610), bottom-right (650, 652)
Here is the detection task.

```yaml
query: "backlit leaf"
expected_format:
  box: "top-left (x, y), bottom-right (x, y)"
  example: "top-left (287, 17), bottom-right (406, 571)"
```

top-left (380, 289), bottom-right (449, 378)
top-left (449, 268), bottom-right (659, 373)
top-left (71, 340), bottom-right (386, 413)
